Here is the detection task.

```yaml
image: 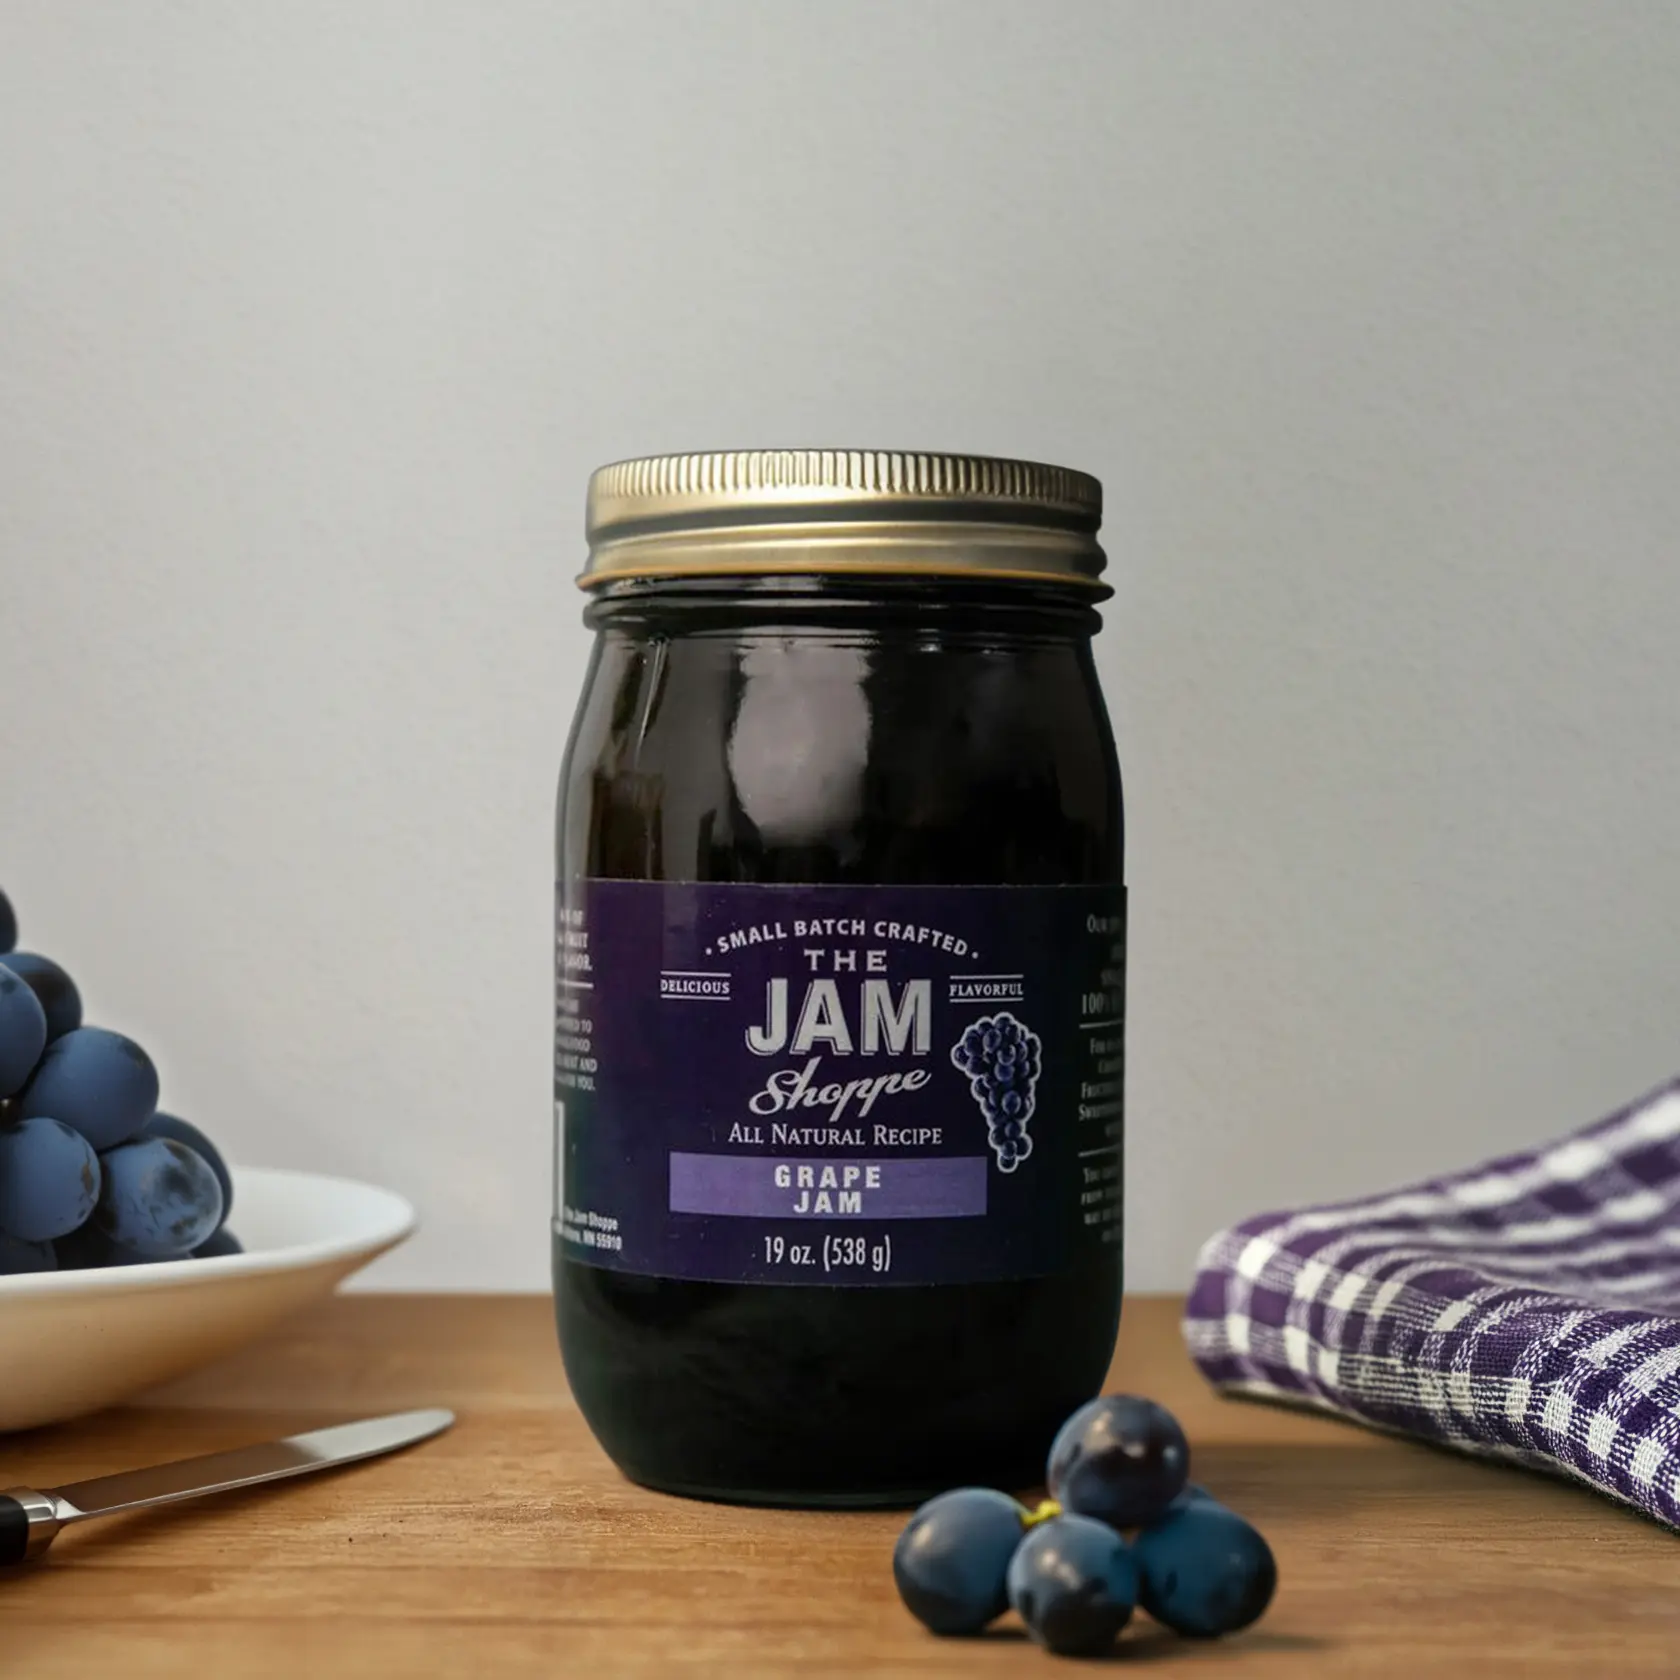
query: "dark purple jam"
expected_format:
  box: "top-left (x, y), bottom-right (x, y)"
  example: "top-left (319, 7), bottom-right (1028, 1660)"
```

top-left (554, 569), bottom-right (1124, 1507)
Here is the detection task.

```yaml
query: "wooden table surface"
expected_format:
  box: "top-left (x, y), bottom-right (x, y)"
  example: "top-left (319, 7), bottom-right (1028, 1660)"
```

top-left (3, 1294), bottom-right (1674, 1677)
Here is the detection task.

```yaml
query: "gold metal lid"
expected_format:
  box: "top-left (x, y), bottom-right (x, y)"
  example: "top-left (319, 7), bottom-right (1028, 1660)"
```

top-left (580, 449), bottom-right (1106, 591)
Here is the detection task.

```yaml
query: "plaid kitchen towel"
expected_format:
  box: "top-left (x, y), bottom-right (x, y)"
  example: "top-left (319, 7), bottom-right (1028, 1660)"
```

top-left (1183, 1078), bottom-right (1680, 1530)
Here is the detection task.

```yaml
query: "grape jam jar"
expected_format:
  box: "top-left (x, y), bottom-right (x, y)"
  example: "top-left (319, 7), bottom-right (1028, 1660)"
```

top-left (554, 450), bottom-right (1125, 1506)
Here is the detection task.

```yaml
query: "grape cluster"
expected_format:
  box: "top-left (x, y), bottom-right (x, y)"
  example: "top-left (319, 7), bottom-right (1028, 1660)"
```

top-left (894, 1393), bottom-right (1277, 1657)
top-left (0, 884), bottom-right (240, 1273)
top-left (951, 1011), bottom-right (1041, 1172)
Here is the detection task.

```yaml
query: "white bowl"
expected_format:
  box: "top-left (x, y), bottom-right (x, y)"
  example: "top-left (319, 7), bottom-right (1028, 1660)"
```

top-left (0, 1166), bottom-right (414, 1432)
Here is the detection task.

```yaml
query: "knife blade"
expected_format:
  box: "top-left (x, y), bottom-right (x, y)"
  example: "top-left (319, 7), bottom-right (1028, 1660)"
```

top-left (0, 1406), bottom-right (453, 1565)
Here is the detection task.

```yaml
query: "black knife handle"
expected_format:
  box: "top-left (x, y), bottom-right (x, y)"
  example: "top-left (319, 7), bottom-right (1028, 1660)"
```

top-left (0, 1495), bottom-right (30, 1566)
top-left (0, 1488), bottom-right (60, 1565)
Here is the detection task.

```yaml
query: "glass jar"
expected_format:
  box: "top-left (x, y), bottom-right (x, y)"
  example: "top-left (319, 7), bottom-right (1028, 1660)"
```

top-left (554, 450), bottom-right (1125, 1506)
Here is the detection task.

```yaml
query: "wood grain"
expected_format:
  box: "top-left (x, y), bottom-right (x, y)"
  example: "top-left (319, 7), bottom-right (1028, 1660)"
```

top-left (2, 1295), bottom-right (1673, 1677)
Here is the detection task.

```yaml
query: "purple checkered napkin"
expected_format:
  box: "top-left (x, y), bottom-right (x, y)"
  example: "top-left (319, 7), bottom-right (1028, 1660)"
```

top-left (1183, 1078), bottom-right (1680, 1529)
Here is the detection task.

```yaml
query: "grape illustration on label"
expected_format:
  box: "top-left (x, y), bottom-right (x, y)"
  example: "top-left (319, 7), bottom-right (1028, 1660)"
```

top-left (951, 1012), bottom-right (1042, 1172)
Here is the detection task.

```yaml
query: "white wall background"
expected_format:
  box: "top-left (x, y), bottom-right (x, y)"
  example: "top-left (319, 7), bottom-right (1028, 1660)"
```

top-left (3, 1), bottom-right (1679, 1290)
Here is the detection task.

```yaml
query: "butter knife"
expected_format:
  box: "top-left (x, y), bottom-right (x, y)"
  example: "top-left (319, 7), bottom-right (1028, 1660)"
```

top-left (0, 1406), bottom-right (454, 1564)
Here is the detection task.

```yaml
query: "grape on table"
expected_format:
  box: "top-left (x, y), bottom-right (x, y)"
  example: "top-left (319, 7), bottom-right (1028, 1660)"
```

top-left (1047, 1394), bottom-right (1191, 1529)
top-left (1007, 1513), bottom-right (1139, 1656)
top-left (893, 1392), bottom-right (1278, 1657)
top-left (892, 1487), bottom-right (1027, 1636)
top-left (1134, 1494), bottom-right (1278, 1638)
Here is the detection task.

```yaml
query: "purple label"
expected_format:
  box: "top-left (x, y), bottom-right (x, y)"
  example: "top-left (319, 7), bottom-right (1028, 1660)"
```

top-left (553, 880), bottom-right (1124, 1287)
top-left (668, 1153), bottom-right (989, 1219)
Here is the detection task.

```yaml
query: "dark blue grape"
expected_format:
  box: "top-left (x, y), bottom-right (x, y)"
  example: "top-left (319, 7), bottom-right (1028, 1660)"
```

top-left (997, 1119), bottom-right (1023, 1143)
top-left (1007, 1513), bottom-right (1138, 1657)
top-left (143, 1111), bottom-right (232, 1224)
top-left (54, 1224), bottom-right (161, 1268)
top-left (193, 1226), bottom-right (243, 1259)
top-left (19, 1026), bottom-right (158, 1149)
top-left (1135, 1497), bottom-right (1276, 1637)
top-left (1000, 1090), bottom-right (1023, 1118)
top-left (981, 1028), bottom-right (1000, 1054)
top-left (0, 952), bottom-right (82, 1042)
top-left (893, 1487), bottom-right (1026, 1635)
top-left (1047, 1395), bottom-right (1190, 1529)
top-left (0, 1232), bottom-right (55, 1274)
top-left (94, 1136), bottom-right (223, 1257)
top-left (0, 887), bottom-right (15, 954)
top-left (1163, 1483), bottom-right (1218, 1514)
top-left (0, 964), bottom-right (47, 1097)
top-left (0, 1116), bottom-right (101, 1241)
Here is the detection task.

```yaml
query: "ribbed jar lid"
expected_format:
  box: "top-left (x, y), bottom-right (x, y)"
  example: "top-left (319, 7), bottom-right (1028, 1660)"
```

top-left (580, 449), bottom-right (1106, 591)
